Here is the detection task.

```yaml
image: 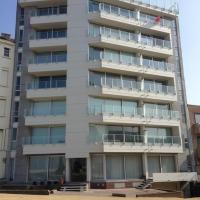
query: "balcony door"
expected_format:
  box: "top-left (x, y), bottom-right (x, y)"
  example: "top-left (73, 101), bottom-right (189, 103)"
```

top-left (70, 158), bottom-right (86, 182)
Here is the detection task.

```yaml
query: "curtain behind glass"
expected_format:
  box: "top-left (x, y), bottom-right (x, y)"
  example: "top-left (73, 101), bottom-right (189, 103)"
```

top-left (125, 155), bottom-right (143, 179)
top-left (91, 155), bottom-right (104, 180)
top-left (106, 155), bottom-right (124, 180)
top-left (29, 156), bottom-right (48, 181)
top-left (148, 156), bottom-right (160, 177)
top-left (48, 156), bottom-right (65, 180)
top-left (50, 127), bottom-right (65, 144)
top-left (51, 101), bottom-right (66, 115)
top-left (32, 128), bottom-right (48, 144)
top-left (161, 156), bottom-right (176, 173)
top-left (33, 101), bottom-right (50, 116)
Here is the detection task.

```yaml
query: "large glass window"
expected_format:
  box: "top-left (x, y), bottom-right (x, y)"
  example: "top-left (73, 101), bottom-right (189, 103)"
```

top-left (148, 156), bottom-right (161, 177)
top-left (29, 156), bottom-right (65, 181)
top-left (50, 127), bottom-right (65, 144)
top-left (91, 155), bottom-right (104, 180)
top-left (106, 155), bottom-right (124, 180)
top-left (161, 156), bottom-right (176, 173)
top-left (51, 101), bottom-right (66, 115)
top-left (29, 156), bottom-right (48, 181)
top-left (48, 156), bottom-right (65, 180)
top-left (125, 155), bottom-right (143, 179)
top-left (32, 128), bottom-right (49, 144)
top-left (195, 113), bottom-right (200, 124)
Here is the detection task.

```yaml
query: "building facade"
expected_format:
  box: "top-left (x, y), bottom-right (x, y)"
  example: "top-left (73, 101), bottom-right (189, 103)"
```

top-left (9, 0), bottom-right (192, 188)
top-left (188, 105), bottom-right (200, 178)
top-left (0, 33), bottom-right (15, 179)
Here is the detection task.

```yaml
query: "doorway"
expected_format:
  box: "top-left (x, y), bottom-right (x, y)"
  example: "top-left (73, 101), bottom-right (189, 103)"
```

top-left (70, 158), bottom-right (86, 182)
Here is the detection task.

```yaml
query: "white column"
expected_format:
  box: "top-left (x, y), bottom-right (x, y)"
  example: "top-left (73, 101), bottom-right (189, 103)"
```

top-left (143, 153), bottom-right (149, 179)
top-left (87, 157), bottom-right (91, 182)
top-left (65, 158), bottom-right (70, 182)
top-left (103, 154), bottom-right (106, 180)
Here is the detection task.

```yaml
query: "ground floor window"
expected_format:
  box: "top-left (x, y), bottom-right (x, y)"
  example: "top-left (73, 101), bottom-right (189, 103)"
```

top-left (91, 155), bottom-right (104, 180)
top-left (28, 155), bottom-right (65, 182)
top-left (91, 154), bottom-right (143, 181)
top-left (148, 155), bottom-right (176, 177)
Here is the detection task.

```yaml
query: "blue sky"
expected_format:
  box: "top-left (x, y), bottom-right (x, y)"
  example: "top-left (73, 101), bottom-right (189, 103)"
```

top-left (0, 0), bottom-right (199, 105)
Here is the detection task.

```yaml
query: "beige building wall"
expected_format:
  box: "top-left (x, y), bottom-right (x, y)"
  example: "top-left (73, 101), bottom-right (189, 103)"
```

top-left (0, 35), bottom-right (15, 179)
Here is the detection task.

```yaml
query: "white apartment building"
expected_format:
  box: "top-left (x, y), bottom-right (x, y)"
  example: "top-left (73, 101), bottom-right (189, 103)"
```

top-left (0, 33), bottom-right (15, 179)
top-left (10, 0), bottom-right (193, 188)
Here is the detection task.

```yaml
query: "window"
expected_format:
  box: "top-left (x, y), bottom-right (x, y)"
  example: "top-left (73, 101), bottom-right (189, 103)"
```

top-left (19, 30), bottom-right (24, 41)
top-left (197, 137), bottom-right (200, 149)
top-left (0, 70), bottom-right (8, 86)
top-left (29, 156), bottom-right (65, 181)
top-left (18, 53), bottom-right (22, 65)
top-left (0, 100), bottom-right (6, 116)
top-left (91, 155), bottom-right (104, 180)
top-left (106, 155), bottom-right (124, 180)
top-left (4, 48), bottom-right (10, 57)
top-left (195, 113), bottom-right (200, 124)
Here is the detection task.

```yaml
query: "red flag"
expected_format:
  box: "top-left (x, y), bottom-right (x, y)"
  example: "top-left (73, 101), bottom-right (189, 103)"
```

top-left (155, 16), bottom-right (161, 24)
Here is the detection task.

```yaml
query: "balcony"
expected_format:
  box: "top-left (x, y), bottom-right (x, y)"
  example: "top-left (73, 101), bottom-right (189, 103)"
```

top-left (28, 53), bottom-right (67, 75)
top-left (27, 80), bottom-right (67, 100)
top-left (89, 83), bottom-right (177, 103)
top-left (30, 10), bottom-right (67, 29)
top-left (112, 0), bottom-right (179, 16)
top-left (29, 37), bottom-right (67, 52)
top-left (89, 27), bottom-right (173, 57)
top-left (19, 0), bottom-right (67, 7)
top-left (23, 135), bottom-right (65, 155)
top-left (88, 3), bottom-right (172, 34)
top-left (89, 54), bottom-right (175, 79)
top-left (88, 106), bottom-right (180, 127)
top-left (25, 115), bottom-right (66, 126)
top-left (89, 134), bottom-right (182, 153)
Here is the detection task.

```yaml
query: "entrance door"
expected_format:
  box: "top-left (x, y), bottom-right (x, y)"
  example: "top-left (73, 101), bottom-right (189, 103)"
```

top-left (70, 158), bottom-right (86, 182)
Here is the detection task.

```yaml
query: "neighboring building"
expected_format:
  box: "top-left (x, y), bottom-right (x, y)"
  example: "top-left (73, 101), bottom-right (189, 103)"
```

top-left (188, 105), bottom-right (200, 176)
top-left (0, 33), bottom-right (15, 179)
top-left (9, 0), bottom-right (193, 188)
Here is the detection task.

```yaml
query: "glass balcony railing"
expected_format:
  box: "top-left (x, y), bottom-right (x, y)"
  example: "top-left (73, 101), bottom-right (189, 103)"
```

top-left (29, 53), bottom-right (67, 65)
top-left (89, 1), bottom-right (173, 27)
top-left (30, 31), bottom-right (67, 40)
top-left (28, 80), bottom-right (67, 89)
top-left (31, 6), bottom-right (67, 17)
top-left (142, 58), bottom-right (174, 72)
top-left (89, 48), bottom-right (175, 73)
top-left (90, 80), bottom-right (176, 96)
top-left (89, 25), bottom-right (172, 49)
top-left (23, 135), bottom-right (65, 145)
top-left (88, 105), bottom-right (180, 121)
top-left (147, 135), bottom-right (181, 146)
top-left (101, 134), bottom-right (181, 146)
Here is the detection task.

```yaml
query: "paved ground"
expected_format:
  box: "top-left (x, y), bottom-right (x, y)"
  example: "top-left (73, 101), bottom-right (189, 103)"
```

top-left (0, 194), bottom-right (200, 200)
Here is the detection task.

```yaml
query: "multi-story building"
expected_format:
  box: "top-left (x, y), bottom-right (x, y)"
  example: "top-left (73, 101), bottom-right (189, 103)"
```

top-left (9, 0), bottom-right (193, 188)
top-left (0, 33), bottom-right (15, 179)
top-left (188, 105), bottom-right (200, 178)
